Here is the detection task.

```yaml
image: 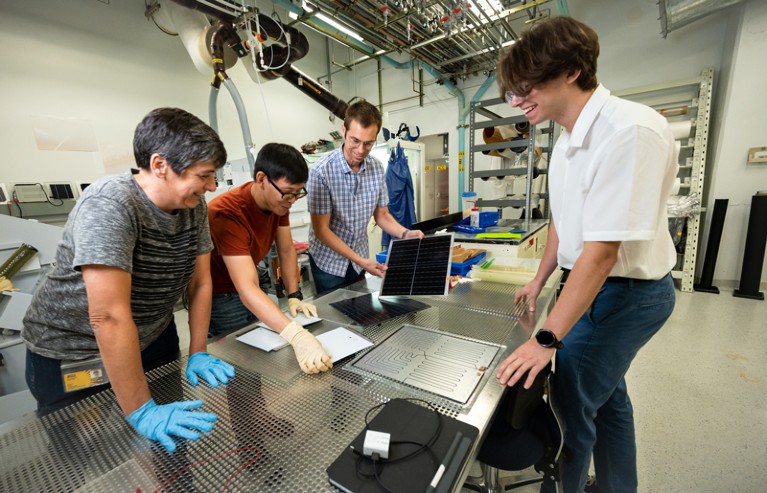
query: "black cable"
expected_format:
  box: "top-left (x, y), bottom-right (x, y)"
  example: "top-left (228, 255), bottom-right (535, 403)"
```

top-left (31, 183), bottom-right (64, 207)
top-left (352, 398), bottom-right (444, 492)
top-left (144, 0), bottom-right (178, 36)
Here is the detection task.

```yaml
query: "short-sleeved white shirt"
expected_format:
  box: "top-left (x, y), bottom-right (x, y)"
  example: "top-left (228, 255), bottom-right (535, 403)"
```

top-left (549, 85), bottom-right (679, 280)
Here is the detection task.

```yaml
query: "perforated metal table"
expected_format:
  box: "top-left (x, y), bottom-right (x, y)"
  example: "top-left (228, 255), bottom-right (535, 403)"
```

top-left (0, 277), bottom-right (558, 492)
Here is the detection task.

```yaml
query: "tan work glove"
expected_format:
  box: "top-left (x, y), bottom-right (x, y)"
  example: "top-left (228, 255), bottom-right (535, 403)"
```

top-left (279, 321), bottom-right (332, 374)
top-left (287, 297), bottom-right (318, 318)
top-left (0, 276), bottom-right (19, 293)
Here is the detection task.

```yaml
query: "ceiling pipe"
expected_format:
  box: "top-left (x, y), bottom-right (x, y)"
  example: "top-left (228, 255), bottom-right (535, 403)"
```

top-left (658, 0), bottom-right (746, 37)
top-left (554, 0), bottom-right (571, 16)
top-left (272, 0), bottom-right (475, 209)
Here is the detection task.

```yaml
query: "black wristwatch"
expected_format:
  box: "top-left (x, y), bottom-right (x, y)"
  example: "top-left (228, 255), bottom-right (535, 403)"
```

top-left (535, 329), bottom-right (564, 349)
top-left (287, 290), bottom-right (303, 301)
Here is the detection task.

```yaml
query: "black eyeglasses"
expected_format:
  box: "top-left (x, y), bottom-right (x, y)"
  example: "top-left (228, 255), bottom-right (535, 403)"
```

top-left (345, 135), bottom-right (376, 149)
top-left (267, 176), bottom-right (307, 201)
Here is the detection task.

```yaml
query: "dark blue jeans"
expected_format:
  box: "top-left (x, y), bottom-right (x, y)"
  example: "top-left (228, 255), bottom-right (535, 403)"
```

top-left (25, 317), bottom-right (180, 416)
top-left (209, 292), bottom-right (258, 337)
top-left (309, 255), bottom-right (366, 295)
top-left (542, 274), bottom-right (675, 493)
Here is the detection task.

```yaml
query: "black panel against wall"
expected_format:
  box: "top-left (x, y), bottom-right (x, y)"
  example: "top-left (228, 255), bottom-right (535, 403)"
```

top-left (49, 184), bottom-right (74, 200)
top-left (734, 192), bottom-right (767, 300)
top-left (695, 198), bottom-right (728, 294)
top-left (380, 234), bottom-right (453, 296)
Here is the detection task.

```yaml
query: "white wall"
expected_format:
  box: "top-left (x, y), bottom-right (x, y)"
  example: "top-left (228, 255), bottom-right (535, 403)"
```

top-left (1, 0), bottom-right (764, 285)
top-left (702, 0), bottom-right (767, 287)
top-left (0, 0), bottom-right (342, 188)
top-left (337, 0), bottom-right (766, 285)
top-left (573, 0), bottom-right (767, 287)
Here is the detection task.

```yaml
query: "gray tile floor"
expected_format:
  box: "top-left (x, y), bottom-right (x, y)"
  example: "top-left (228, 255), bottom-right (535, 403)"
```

top-left (456, 285), bottom-right (767, 493)
top-left (152, 283), bottom-right (767, 492)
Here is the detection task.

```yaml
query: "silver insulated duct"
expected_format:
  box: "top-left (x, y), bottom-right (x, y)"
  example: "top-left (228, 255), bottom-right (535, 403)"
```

top-left (659, 0), bottom-right (747, 37)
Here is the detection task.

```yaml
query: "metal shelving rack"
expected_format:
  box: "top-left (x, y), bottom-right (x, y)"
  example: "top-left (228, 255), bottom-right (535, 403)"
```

top-left (615, 67), bottom-right (714, 292)
top-left (468, 96), bottom-right (554, 220)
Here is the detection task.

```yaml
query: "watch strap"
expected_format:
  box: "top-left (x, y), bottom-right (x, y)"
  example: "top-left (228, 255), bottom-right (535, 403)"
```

top-left (287, 290), bottom-right (303, 300)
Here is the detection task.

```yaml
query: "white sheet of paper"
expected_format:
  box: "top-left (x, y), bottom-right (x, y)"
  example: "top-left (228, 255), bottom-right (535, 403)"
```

top-left (316, 327), bottom-right (374, 363)
top-left (256, 312), bottom-right (321, 332)
top-left (236, 327), bottom-right (289, 352)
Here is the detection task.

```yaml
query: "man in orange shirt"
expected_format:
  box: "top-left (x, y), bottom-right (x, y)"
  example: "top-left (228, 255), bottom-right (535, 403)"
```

top-left (208, 143), bottom-right (331, 374)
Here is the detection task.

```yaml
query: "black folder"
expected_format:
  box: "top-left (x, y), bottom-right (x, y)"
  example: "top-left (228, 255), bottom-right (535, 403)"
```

top-left (326, 398), bottom-right (479, 493)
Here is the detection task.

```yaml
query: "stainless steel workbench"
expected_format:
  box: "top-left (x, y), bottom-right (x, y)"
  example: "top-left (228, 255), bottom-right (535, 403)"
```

top-left (0, 276), bottom-right (558, 492)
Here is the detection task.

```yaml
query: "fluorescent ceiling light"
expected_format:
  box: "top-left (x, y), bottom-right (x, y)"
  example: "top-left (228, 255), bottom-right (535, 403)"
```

top-left (288, 3), bottom-right (364, 43)
top-left (315, 13), bottom-right (365, 42)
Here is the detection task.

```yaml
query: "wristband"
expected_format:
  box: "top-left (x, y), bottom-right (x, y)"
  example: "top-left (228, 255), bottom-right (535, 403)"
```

top-left (287, 290), bottom-right (303, 301)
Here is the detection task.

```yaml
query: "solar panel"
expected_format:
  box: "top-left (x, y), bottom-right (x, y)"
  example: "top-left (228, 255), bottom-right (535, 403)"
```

top-left (380, 234), bottom-right (453, 296)
top-left (49, 183), bottom-right (75, 199)
top-left (329, 293), bottom-right (430, 326)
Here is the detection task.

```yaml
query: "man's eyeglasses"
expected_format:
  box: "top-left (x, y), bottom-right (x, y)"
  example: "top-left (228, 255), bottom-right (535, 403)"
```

top-left (505, 83), bottom-right (533, 103)
top-left (267, 176), bottom-right (307, 201)
top-left (345, 135), bottom-right (376, 150)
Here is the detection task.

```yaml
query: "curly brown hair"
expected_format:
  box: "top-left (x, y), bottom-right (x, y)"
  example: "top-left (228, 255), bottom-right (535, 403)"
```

top-left (498, 17), bottom-right (599, 98)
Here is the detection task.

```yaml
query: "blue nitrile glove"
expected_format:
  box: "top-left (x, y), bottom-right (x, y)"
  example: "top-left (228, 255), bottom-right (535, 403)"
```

top-left (126, 398), bottom-right (217, 453)
top-left (185, 352), bottom-right (235, 387)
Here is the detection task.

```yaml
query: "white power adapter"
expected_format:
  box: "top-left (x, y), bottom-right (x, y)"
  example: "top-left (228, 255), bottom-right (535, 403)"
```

top-left (363, 430), bottom-right (391, 460)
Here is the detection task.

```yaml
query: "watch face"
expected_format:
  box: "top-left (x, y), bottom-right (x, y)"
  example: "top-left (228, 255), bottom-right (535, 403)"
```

top-left (536, 331), bottom-right (554, 346)
top-left (536, 330), bottom-right (560, 348)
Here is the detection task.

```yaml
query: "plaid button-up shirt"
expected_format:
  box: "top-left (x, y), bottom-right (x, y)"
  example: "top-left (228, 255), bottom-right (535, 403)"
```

top-left (308, 147), bottom-right (388, 277)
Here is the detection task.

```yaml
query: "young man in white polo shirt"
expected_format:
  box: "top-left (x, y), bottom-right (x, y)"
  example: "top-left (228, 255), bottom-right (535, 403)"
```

top-left (495, 17), bottom-right (678, 493)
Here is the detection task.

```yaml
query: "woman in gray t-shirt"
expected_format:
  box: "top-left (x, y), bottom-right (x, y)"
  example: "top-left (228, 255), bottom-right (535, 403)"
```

top-left (22, 108), bottom-right (235, 453)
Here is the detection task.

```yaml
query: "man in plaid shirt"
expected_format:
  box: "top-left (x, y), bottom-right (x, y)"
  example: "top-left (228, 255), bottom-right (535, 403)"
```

top-left (307, 100), bottom-right (424, 294)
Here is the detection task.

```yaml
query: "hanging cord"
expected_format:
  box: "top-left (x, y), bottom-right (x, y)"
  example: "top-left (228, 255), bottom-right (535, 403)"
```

top-left (262, 10), bottom-right (290, 71)
top-left (144, 0), bottom-right (178, 36)
top-left (245, 3), bottom-right (290, 72)
top-left (241, 0), bottom-right (274, 141)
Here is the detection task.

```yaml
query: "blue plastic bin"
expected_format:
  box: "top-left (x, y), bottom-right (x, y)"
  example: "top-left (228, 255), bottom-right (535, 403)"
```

top-left (375, 250), bottom-right (486, 276)
top-left (452, 252), bottom-right (486, 276)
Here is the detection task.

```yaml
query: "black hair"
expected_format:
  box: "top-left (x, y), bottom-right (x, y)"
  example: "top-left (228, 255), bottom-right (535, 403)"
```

top-left (253, 143), bottom-right (308, 184)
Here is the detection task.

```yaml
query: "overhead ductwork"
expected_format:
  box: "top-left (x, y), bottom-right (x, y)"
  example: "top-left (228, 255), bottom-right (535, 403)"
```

top-left (659, 0), bottom-right (747, 37)
top-left (150, 0), bottom-right (238, 74)
top-left (150, 0), bottom-right (348, 119)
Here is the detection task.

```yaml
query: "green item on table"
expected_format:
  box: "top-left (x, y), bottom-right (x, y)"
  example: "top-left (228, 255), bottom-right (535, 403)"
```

top-left (475, 232), bottom-right (523, 239)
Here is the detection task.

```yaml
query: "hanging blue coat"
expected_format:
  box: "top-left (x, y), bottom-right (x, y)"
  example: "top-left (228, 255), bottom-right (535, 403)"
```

top-left (382, 142), bottom-right (417, 249)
